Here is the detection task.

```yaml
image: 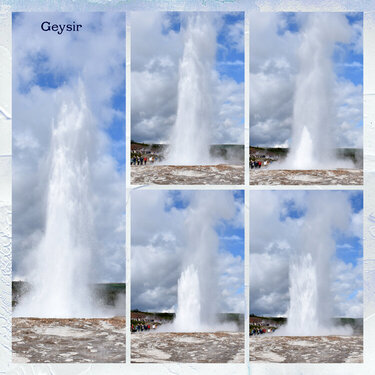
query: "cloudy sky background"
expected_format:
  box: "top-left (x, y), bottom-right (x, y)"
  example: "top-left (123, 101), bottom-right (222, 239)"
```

top-left (250, 190), bottom-right (363, 318)
top-left (12, 13), bottom-right (126, 283)
top-left (131, 190), bottom-right (244, 313)
top-left (250, 12), bottom-right (363, 148)
top-left (131, 12), bottom-right (244, 145)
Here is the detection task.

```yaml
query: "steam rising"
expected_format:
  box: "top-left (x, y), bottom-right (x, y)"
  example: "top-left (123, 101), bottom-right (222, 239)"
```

top-left (161, 191), bottom-right (239, 332)
top-left (15, 83), bottom-right (103, 318)
top-left (278, 192), bottom-right (353, 335)
top-left (281, 14), bottom-right (353, 169)
top-left (166, 14), bottom-right (216, 165)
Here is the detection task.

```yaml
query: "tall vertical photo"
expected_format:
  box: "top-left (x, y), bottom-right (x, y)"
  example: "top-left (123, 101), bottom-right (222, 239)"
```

top-left (131, 12), bottom-right (245, 185)
top-left (131, 190), bottom-right (245, 362)
top-left (250, 13), bottom-right (363, 185)
top-left (12, 13), bottom-right (126, 363)
top-left (250, 190), bottom-right (363, 362)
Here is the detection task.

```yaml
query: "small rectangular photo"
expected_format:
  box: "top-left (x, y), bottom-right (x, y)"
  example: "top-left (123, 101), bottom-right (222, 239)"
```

top-left (131, 190), bottom-right (245, 363)
top-left (12, 13), bottom-right (126, 363)
top-left (250, 13), bottom-right (363, 185)
top-left (131, 12), bottom-right (244, 185)
top-left (249, 190), bottom-right (363, 363)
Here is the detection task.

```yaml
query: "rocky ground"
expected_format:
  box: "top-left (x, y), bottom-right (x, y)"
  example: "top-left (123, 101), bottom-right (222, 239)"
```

top-left (250, 335), bottom-right (363, 363)
top-left (131, 331), bottom-right (244, 363)
top-left (131, 165), bottom-right (244, 185)
top-left (13, 317), bottom-right (126, 363)
top-left (250, 169), bottom-right (363, 185)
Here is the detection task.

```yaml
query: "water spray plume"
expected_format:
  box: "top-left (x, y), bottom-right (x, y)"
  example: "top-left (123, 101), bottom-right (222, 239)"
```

top-left (168, 191), bottom-right (238, 332)
top-left (166, 14), bottom-right (216, 165)
top-left (281, 14), bottom-right (353, 170)
top-left (15, 82), bottom-right (96, 318)
top-left (277, 192), bottom-right (353, 336)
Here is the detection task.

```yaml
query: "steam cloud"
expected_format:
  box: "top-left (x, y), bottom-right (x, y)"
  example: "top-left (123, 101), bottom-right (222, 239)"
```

top-left (282, 13), bottom-right (353, 169)
top-left (166, 14), bottom-right (216, 165)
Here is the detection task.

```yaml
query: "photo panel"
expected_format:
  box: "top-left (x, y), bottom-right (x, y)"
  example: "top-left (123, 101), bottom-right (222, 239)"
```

top-left (249, 189), bottom-right (363, 363)
top-left (12, 12), bottom-right (126, 363)
top-left (131, 189), bottom-right (245, 363)
top-left (130, 12), bottom-right (245, 185)
top-left (249, 12), bottom-right (363, 186)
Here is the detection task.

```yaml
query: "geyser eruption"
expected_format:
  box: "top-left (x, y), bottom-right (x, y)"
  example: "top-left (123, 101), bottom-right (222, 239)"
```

top-left (173, 265), bottom-right (201, 332)
top-left (284, 13), bottom-right (352, 169)
top-left (279, 192), bottom-right (353, 336)
top-left (286, 254), bottom-right (323, 335)
top-left (171, 191), bottom-right (237, 332)
top-left (166, 14), bottom-right (216, 165)
top-left (15, 82), bottom-right (96, 318)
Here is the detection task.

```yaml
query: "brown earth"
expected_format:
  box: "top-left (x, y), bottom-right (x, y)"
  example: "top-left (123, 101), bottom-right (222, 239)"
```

top-left (131, 331), bottom-right (244, 363)
top-left (13, 317), bottom-right (126, 363)
top-left (250, 335), bottom-right (363, 363)
top-left (250, 169), bottom-right (363, 185)
top-left (131, 164), bottom-right (244, 185)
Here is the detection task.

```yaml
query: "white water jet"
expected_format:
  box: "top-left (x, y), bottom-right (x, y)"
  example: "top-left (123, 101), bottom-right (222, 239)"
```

top-left (277, 193), bottom-right (353, 336)
top-left (281, 14), bottom-right (353, 170)
top-left (282, 254), bottom-right (323, 335)
top-left (173, 265), bottom-right (201, 332)
top-left (165, 14), bottom-right (216, 165)
top-left (166, 192), bottom-right (239, 332)
top-left (15, 82), bottom-right (96, 318)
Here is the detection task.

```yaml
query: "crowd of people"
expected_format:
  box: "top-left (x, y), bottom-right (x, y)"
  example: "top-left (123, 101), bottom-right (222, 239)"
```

top-left (251, 161), bottom-right (262, 169)
top-left (131, 323), bottom-right (156, 332)
top-left (131, 155), bottom-right (159, 165)
top-left (250, 327), bottom-right (276, 335)
top-left (250, 160), bottom-right (270, 169)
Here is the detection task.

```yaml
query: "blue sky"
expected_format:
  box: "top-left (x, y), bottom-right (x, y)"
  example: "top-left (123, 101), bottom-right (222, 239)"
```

top-left (165, 190), bottom-right (244, 260)
top-left (276, 12), bottom-right (363, 86)
top-left (280, 190), bottom-right (363, 267)
top-left (163, 12), bottom-right (244, 84)
top-left (335, 191), bottom-right (363, 265)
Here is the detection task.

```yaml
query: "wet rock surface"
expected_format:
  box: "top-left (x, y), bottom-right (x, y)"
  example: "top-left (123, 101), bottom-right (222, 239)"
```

top-left (250, 335), bottom-right (363, 363)
top-left (13, 317), bottom-right (126, 363)
top-left (131, 331), bottom-right (244, 363)
top-left (131, 165), bottom-right (244, 185)
top-left (250, 169), bottom-right (363, 185)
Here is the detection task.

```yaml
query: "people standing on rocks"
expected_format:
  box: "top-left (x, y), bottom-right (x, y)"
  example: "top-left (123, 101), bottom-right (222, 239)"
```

top-left (250, 160), bottom-right (264, 169)
top-left (131, 153), bottom-right (160, 166)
